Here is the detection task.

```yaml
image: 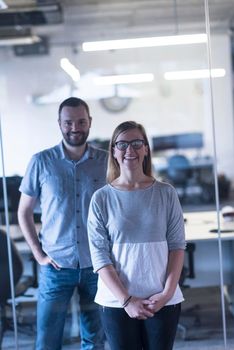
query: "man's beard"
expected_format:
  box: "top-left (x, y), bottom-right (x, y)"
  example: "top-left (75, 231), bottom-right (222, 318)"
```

top-left (63, 130), bottom-right (89, 147)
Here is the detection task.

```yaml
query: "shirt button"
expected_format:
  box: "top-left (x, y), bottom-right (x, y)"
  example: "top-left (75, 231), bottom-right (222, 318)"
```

top-left (76, 209), bottom-right (80, 213)
top-left (76, 194), bottom-right (80, 197)
top-left (77, 241), bottom-right (80, 244)
top-left (76, 178), bottom-right (80, 182)
top-left (77, 225), bottom-right (80, 229)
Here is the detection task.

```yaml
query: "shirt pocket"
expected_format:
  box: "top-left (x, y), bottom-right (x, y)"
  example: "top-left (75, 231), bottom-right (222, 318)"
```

top-left (42, 175), bottom-right (68, 202)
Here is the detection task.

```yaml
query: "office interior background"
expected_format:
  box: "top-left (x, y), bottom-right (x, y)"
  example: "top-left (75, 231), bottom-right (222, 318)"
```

top-left (1, 0), bottom-right (234, 349)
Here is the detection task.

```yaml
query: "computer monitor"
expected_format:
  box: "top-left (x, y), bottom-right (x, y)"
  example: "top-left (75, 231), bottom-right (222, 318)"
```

top-left (89, 139), bottom-right (110, 151)
top-left (152, 132), bottom-right (203, 152)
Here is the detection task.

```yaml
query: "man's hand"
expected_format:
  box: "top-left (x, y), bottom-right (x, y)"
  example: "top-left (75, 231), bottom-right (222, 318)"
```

top-left (37, 252), bottom-right (61, 270)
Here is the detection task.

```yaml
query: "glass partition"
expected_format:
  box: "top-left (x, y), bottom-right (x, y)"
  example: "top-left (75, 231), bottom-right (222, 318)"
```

top-left (208, 0), bottom-right (234, 347)
top-left (1, 0), bottom-right (233, 348)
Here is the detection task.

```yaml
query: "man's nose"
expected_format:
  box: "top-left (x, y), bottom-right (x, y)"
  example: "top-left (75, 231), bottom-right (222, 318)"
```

top-left (71, 122), bottom-right (79, 131)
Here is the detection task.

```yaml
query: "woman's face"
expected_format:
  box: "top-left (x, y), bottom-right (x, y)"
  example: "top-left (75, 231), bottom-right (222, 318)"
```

top-left (113, 128), bottom-right (148, 172)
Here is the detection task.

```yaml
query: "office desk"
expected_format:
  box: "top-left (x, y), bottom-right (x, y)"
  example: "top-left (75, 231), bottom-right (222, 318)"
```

top-left (184, 211), bottom-right (234, 293)
top-left (185, 210), bottom-right (234, 242)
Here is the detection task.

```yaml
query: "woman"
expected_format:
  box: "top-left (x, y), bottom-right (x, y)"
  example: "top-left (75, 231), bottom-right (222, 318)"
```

top-left (88, 121), bottom-right (186, 350)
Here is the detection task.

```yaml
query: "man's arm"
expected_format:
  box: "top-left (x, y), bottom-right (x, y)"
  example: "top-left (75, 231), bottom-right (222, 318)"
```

top-left (17, 193), bottom-right (60, 269)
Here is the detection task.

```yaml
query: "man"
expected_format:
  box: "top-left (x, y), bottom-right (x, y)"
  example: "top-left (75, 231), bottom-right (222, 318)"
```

top-left (17, 97), bottom-right (107, 350)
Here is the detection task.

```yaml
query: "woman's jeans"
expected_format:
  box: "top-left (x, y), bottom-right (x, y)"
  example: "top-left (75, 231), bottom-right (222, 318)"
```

top-left (100, 303), bottom-right (181, 350)
top-left (36, 265), bottom-right (105, 350)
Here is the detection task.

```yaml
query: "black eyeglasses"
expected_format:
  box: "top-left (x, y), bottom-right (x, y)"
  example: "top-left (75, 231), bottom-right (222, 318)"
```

top-left (114, 139), bottom-right (146, 151)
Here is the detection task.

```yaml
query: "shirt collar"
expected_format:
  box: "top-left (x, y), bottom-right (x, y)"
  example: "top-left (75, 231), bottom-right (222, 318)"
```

top-left (58, 141), bottom-right (94, 162)
top-left (58, 141), bottom-right (67, 159)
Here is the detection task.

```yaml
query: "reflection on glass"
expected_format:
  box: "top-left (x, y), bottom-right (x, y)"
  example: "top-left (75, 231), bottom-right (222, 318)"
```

top-left (1, 0), bottom-right (234, 348)
top-left (208, 1), bottom-right (234, 347)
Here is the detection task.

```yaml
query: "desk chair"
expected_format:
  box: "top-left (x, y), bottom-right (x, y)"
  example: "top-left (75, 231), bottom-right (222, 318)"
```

top-left (167, 154), bottom-right (192, 203)
top-left (0, 229), bottom-right (37, 348)
top-left (178, 243), bottom-right (200, 340)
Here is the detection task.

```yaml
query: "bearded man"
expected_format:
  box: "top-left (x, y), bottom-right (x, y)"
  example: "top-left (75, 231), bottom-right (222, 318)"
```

top-left (18, 97), bottom-right (107, 350)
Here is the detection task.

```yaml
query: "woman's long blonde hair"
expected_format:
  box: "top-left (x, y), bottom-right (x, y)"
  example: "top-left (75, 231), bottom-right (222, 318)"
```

top-left (107, 121), bottom-right (152, 183)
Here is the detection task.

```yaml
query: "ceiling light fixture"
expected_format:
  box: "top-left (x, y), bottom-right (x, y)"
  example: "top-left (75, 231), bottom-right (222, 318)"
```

top-left (82, 34), bottom-right (207, 52)
top-left (60, 58), bottom-right (80, 82)
top-left (164, 68), bottom-right (226, 80)
top-left (0, 35), bottom-right (41, 46)
top-left (93, 73), bottom-right (154, 85)
top-left (0, 0), bottom-right (8, 10)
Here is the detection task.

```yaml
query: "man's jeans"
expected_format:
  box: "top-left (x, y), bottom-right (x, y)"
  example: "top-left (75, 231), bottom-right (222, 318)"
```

top-left (100, 303), bottom-right (181, 350)
top-left (36, 265), bottom-right (105, 350)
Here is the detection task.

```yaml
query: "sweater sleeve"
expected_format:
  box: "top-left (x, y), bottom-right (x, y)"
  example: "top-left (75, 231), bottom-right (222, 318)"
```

top-left (87, 191), bottom-right (113, 272)
top-left (166, 186), bottom-right (186, 251)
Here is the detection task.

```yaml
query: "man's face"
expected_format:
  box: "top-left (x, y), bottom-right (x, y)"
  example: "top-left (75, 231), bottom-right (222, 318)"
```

top-left (58, 105), bottom-right (92, 147)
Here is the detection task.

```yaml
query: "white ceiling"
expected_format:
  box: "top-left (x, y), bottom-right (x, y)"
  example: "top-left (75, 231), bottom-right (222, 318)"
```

top-left (2, 0), bottom-right (234, 47)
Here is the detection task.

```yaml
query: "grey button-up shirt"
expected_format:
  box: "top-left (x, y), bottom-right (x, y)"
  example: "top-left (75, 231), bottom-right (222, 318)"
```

top-left (19, 142), bottom-right (108, 269)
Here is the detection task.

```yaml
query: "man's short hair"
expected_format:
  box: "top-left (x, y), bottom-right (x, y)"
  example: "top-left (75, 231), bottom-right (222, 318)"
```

top-left (58, 97), bottom-right (90, 119)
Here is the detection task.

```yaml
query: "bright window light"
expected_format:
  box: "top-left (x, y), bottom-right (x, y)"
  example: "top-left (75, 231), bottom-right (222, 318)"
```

top-left (0, 0), bottom-right (8, 9)
top-left (0, 35), bottom-right (41, 46)
top-left (164, 68), bottom-right (226, 80)
top-left (60, 58), bottom-right (80, 82)
top-left (82, 34), bottom-right (207, 52)
top-left (93, 73), bottom-right (154, 85)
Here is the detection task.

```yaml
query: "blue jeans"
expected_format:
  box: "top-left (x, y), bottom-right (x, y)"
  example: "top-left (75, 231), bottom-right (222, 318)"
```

top-left (100, 303), bottom-right (181, 350)
top-left (36, 265), bottom-right (105, 350)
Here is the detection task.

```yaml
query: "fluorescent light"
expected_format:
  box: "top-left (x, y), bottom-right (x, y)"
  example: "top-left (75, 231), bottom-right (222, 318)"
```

top-left (0, 0), bottom-right (8, 10)
top-left (164, 68), bottom-right (226, 80)
top-left (82, 34), bottom-right (207, 52)
top-left (93, 73), bottom-right (154, 85)
top-left (0, 35), bottom-right (41, 46)
top-left (60, 58), bottom-right (80, 82)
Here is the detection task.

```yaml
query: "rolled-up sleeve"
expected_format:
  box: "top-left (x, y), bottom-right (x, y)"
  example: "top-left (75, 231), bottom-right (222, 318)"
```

top-left (87, 192), bottom-right (113, 272)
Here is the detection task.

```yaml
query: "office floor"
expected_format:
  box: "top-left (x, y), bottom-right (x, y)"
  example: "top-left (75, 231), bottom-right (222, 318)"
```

top-left (2, 287), bottom-right (234, 350)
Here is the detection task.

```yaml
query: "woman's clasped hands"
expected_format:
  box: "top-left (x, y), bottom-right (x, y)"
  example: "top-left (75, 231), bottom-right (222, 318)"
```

top-left (124, 296), bottom-right (156, 320)
top-left (124, 292), bottom-right (169, 319)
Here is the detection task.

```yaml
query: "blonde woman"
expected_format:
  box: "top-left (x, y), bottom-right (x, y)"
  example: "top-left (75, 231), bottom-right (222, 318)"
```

top-left (88, 121), bottom-right (185, 350)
